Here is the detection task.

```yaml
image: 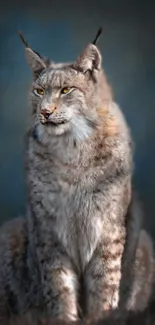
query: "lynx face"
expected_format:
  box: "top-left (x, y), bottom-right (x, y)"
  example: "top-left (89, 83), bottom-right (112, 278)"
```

top-left (31, 65), bottom-right (97, 143)
top-left (23, 43), bottom-right (102, 144)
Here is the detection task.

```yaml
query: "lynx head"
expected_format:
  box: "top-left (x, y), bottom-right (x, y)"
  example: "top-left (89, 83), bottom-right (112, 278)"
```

top-left (20, 31), bottom-right (105, 145)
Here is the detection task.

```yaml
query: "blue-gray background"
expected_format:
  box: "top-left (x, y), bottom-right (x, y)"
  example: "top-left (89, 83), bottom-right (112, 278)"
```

top-left (0, 0), bottom-right (155, 237)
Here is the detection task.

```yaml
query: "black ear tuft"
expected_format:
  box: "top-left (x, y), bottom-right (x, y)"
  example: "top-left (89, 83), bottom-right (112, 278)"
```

top-left (18, 30), bottom-right (29, 48)
top-left (92, 27), bottom-right (103, 45)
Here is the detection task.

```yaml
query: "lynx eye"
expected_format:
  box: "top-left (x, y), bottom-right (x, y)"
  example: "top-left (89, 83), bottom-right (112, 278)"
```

top-left (33, 87), bottom-right (44, 96)
top-left (61, 87), bottom-right (71, 95)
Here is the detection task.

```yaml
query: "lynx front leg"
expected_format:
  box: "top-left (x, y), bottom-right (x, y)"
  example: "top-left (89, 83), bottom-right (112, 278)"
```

top-left (84, 233), bottom-right (125, 318)
top-left (38, 246), bottom-right (79, 321)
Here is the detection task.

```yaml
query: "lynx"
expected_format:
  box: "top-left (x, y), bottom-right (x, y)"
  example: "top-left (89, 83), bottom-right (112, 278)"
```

top-left (0, 30), bottom-right (154, 323)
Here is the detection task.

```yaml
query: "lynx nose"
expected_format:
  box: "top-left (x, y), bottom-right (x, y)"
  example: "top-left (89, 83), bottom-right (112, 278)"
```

top-left (41, 109), bottom-right (51, 120)
top-left (41, 106), bottom-right (56, 120)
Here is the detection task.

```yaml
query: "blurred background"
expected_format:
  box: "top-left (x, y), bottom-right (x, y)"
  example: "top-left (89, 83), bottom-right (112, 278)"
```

top-left (0, 0), bottom-right (155, 237)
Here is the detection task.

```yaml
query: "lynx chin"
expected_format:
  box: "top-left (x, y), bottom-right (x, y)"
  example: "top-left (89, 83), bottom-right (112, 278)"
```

top-left (0, 31), bottom-right (154, 323)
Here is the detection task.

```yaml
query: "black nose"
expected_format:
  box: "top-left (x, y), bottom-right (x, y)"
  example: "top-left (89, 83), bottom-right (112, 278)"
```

top-left (41, 109), bottom-right (51, 119)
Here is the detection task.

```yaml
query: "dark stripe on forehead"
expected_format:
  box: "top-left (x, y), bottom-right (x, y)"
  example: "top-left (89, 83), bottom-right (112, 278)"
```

top-left (38, 69), bottom-right (61, 88)
top-left (50, 70), bottom-right (67, 88)
top-left (39, 67), bottom-right (79, 89)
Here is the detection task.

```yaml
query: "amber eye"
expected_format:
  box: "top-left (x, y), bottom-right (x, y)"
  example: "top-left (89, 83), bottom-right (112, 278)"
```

top-left (61, 87), bottom-right (71, 95)
top-left (33, 88), bottom-right (44, 96)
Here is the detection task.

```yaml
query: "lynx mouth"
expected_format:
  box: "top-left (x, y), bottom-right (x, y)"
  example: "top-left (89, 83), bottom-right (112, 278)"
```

top-left (41, 120), bottom-right (68, 126)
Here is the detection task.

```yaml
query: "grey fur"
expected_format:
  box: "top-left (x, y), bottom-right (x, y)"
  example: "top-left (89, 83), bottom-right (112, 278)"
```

top-left (0, 41), bottom-right (154, 322)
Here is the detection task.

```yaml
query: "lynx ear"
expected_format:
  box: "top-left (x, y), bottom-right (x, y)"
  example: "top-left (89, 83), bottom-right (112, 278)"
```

top-left (73, 44), bottom-right (102, 78)
top-left (25, 47), bottom-right (47, 72)
top-left (18, 30), bottom-right (48, 78)
top-left (73, 27), bottom-right (103, 79)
